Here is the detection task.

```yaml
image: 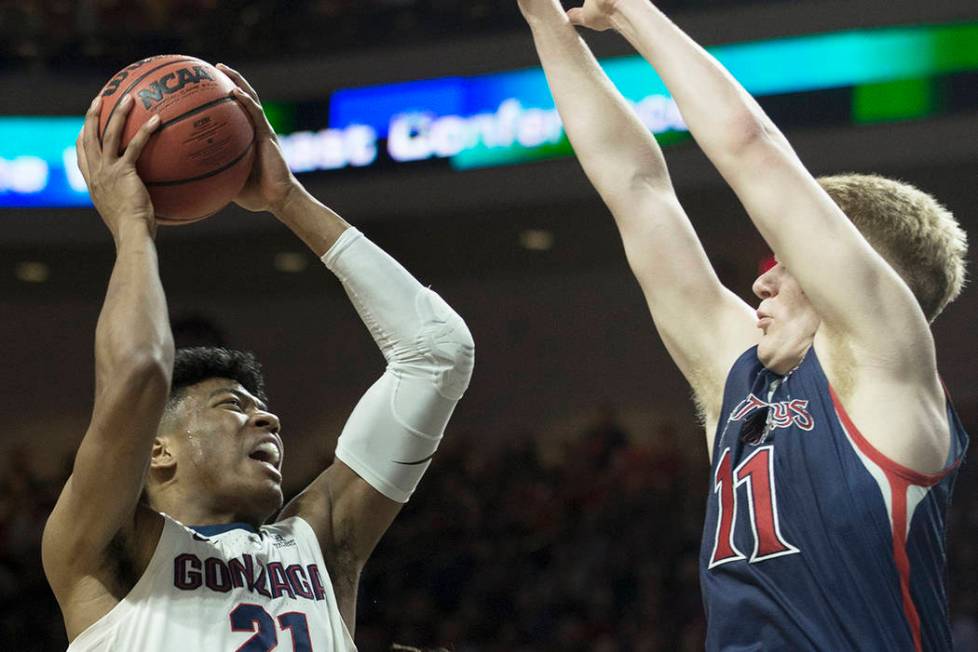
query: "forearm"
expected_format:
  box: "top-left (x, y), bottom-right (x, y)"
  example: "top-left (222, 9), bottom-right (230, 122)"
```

top-left (272, 183), bottom-right (351, 257)
top-left (94, 222), bottom-right (174, 393)
top-left (610, 0), bottom-right (788, 165)
top-left (528, 7), bottom-right (673, 204)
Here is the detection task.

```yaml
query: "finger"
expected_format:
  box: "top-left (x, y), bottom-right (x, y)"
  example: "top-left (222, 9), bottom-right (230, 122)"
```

top-left (217, 63), bottom-right (260, 103)
top-left (81, 96), bottom-right (102, 171)
top-left (121, 114), bottom-right (161, 165)
top-left (231, 87), bottom-right (275, 137)
top-left (75, 131), bottom-right (91, 182)
top-left (102, 93), bottom-right (133, 159)
top-left (566, 7), bottom-right (584, 24)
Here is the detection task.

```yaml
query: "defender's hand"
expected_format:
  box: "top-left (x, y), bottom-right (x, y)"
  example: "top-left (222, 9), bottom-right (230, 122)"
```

top-left (217, 63), bottom-right (299, 215)
top-left (567, 0), bottom-right (621, 31)
top-left (77, 94), bottom-right (160, 241)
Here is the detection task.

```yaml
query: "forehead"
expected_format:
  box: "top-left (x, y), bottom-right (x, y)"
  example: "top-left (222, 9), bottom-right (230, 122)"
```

top-left (179, 378), bottom-right (266, 409)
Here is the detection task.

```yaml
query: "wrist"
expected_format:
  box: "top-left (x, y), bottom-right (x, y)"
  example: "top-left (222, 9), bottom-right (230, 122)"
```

top-left (525, 11), bottom-right (568, 31)
top-left (112, 217), bottom-right (156, 247)
top-left (608, 0), bottom-right (661, 36)
top-left (269, 179), bottom-right (308, 221)
top-left (520, 0), bottom-right (570, 29)
top-left (608, 0), bottom-right (650, 35)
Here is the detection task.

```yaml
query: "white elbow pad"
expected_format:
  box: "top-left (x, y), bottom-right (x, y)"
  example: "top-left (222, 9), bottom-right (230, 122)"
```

top-left (334, 366), bottom-right (455, 503)
top-left (324, 228), bottom-right (475, 502)
top-left (412, 286), bottom-right (475, 401)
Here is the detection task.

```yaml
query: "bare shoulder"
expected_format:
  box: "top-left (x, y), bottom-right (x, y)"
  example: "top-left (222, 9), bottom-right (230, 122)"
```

top-left (46, 503), bottom-right (164, 642)
top-left (816, 330), bottom-right (950, 476)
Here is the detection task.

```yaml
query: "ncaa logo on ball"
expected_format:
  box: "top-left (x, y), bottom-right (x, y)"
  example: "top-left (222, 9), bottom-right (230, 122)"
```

top-left (137, 66), bottom-right (215, 109)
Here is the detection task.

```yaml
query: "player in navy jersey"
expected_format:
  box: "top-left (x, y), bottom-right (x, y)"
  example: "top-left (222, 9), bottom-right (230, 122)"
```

top-left (518, 0), bottom-right (969, 649)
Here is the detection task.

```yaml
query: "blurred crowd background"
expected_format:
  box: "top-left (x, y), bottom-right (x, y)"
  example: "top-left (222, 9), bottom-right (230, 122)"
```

top-left (2, 0), bottom-right (977, 650)
top-left (0, 0), bottom-right (797, 70)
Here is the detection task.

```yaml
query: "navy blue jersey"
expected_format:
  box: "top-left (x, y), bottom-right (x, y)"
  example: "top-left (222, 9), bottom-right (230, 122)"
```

top-left (700, 346), bottom-right (968, 652)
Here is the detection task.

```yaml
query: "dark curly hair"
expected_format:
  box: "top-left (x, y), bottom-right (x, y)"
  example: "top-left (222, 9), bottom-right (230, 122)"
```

top-left (168, 347), bottom-right (268, 406)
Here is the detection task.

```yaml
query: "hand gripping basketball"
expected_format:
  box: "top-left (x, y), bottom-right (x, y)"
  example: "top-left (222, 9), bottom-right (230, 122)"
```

top-left (216, 63), bottom-right (299, 215)
top-left (95, 55), bottom-right (257, 224)
top-left (77, 94), bottom-right (161, 239)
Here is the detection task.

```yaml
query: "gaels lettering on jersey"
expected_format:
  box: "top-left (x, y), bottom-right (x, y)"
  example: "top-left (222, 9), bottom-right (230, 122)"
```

top-left (174, 553), bottom-right (328, 601)
top-left (729, 394), bottom-right (815, 431)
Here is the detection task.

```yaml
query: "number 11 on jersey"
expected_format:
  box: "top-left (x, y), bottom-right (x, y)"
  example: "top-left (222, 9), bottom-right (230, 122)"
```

top-left (709, 445), bottom-right (800, 568)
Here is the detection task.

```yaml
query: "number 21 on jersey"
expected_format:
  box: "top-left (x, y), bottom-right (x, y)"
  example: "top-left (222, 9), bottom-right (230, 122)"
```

top-left (230, 604), bottom-right (312, 652)
top-left (709, 445), bottom-right (800, 568)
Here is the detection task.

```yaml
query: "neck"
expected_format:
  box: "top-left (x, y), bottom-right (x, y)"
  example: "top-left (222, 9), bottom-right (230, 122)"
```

top-left (762, 336), bottom-right (813, 375)
top-left (149, 485), bottom-right (264, 529)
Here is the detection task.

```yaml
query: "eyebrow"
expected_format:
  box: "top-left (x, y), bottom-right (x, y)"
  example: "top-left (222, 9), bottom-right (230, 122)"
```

top-left (208, 387), bottom-right (268, 412)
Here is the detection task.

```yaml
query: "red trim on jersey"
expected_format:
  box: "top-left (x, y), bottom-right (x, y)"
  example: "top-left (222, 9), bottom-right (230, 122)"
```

top-left (828, 386), bottom-right (955, 487)
top-left (828, 385), bottom-right (958, 652)
top-left (886, 474), bottom-right (923, 652)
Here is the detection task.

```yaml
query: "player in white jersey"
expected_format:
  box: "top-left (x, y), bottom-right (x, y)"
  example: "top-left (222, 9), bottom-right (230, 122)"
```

top-left (42, 65), bottom-right (475, 651)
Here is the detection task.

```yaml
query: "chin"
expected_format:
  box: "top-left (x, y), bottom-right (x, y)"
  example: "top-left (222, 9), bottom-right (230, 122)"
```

top-left (262, 485), bottom-right (284, 510)
top-left (757, 337), bottom-right (786, 373)
top-left (243, 484), bottom-right (283, 522)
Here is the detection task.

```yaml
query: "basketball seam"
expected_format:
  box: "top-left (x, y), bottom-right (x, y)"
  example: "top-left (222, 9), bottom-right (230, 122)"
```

top-left (156, 208), bottom-right (219, 224)
top-left (98, 56), bottom-right (203, 145)
top-left (156, 95), bottom-right (238, 133)
top-left (145, 137), bottom-right (255, 187)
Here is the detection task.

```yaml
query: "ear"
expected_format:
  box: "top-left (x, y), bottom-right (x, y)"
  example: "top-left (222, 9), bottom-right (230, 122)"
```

top-left (151, 437), bottom-right (177, 471)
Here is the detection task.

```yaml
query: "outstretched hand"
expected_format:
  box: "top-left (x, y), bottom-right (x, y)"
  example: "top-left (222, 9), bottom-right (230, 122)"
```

top-left (217, 63), bottom-right (299, 215)
top-left (566, 0), bottom-right (621, 32)
top-left (517, 0), bottom-right (622, 32)
top-left (77, 94), bottom-right (160, 241)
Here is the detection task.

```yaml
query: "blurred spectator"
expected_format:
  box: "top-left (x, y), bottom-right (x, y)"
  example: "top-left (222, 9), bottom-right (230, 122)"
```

top-left (0, 0), bottom-right (802, 70)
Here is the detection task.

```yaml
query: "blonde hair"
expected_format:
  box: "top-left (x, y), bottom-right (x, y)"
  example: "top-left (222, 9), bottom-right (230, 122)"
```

top-left (817, 173), bottom-right (968, 322)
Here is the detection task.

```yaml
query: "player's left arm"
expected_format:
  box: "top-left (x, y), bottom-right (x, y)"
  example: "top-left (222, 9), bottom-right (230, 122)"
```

top-left (574, 1), bottom-right (946, 465)
top-left (221, 63), bottom-right (475, 629)
top-left (276, 217), bottom-right (474, 630)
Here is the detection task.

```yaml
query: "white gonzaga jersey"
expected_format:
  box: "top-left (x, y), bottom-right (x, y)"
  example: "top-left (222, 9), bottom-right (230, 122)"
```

top-left (67, 514), bottom-right (356, 652)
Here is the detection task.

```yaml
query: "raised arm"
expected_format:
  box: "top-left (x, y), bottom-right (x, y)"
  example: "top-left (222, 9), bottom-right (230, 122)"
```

top-left (220, 65), bottom-right (475, 630)
top-left (43, 96), bottom-right (173, 612)
top-left (518, 0), bottom-right (758, 427)
top-left (571, 0), bottom-right (951, 472)
top-left (583, 0), bottom-right (935, 377)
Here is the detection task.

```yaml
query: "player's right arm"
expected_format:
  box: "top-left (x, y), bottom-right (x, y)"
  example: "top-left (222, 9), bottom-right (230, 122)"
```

top-left (42, 95), bottom-right (172, 631)
top-left (518, 0), bottom-right (758, 428)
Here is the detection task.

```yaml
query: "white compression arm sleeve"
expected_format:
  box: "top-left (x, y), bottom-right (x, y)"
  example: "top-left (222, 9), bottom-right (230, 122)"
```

top-left (322, 228), bottom-right (475, 503)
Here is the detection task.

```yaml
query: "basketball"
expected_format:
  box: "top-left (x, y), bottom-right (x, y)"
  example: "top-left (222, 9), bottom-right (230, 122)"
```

top-left (96, 55), bottom-right (255, 224)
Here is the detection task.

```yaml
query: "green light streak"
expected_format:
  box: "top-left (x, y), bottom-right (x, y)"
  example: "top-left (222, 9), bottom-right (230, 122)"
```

top-left (262, 101), bottom-right (295, 134)
top-left (459, 21), bottom-right (978, 169)
top-left (853, 77), bottom-right (940, 123)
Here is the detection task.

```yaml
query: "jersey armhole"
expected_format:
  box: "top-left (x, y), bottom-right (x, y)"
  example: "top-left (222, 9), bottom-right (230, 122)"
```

top-left (282, 514), bottom-right (320, 549)
top-left (67, 513), bottom-right (179, 650)
top-left (708, 346), bottom-right (760, 462)
top-left (273, 515), bottom-right (359, 649)
top-left (828, 385), bottom-right (961, 487)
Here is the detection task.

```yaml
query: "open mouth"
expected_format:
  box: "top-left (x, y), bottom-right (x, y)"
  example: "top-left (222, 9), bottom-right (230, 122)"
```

top-left (248, 441), bottom-right (282, 478)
